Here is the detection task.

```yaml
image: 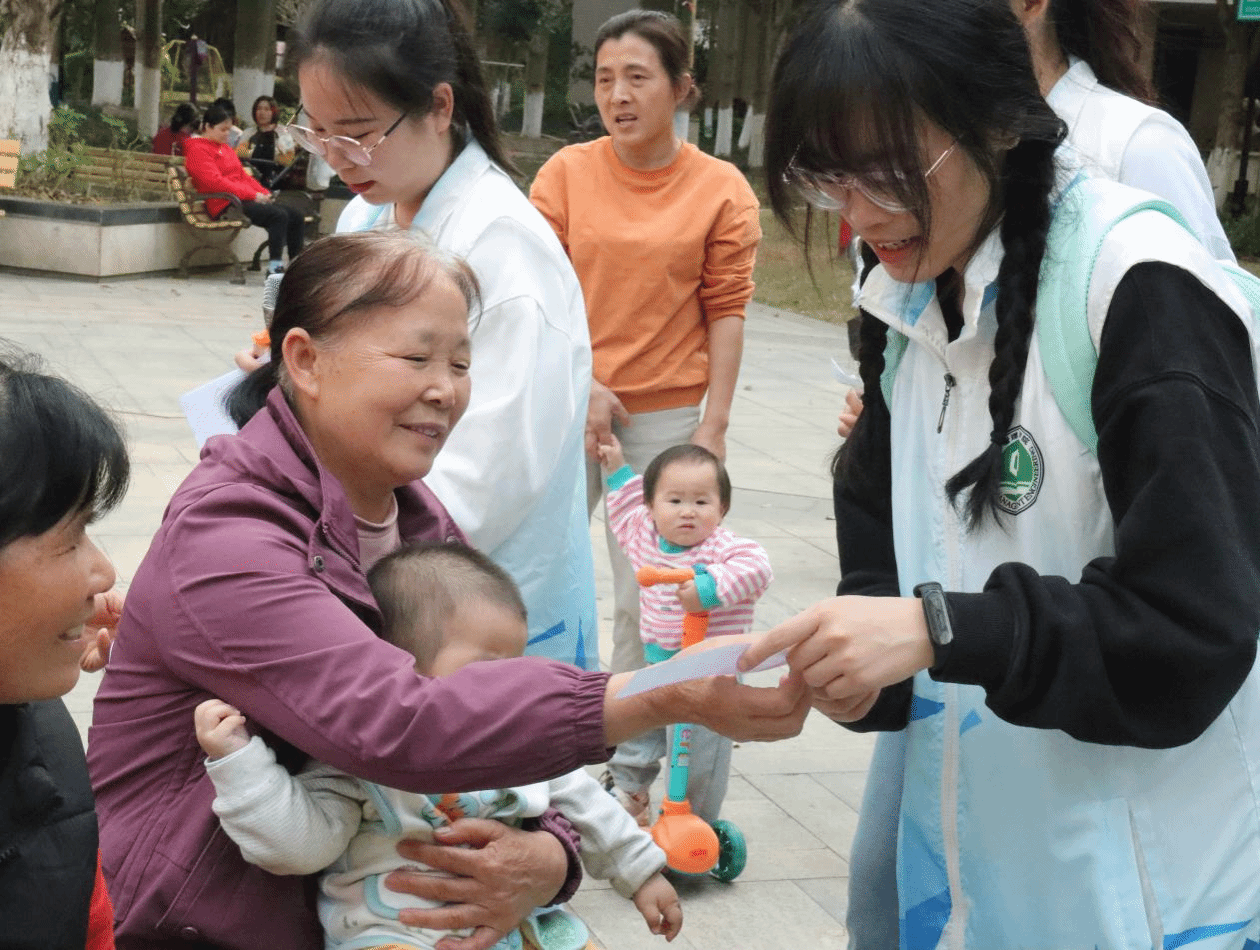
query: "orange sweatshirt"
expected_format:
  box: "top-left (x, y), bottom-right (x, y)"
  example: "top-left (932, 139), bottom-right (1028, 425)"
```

top-left (530, 137), bottom-right (761, 414)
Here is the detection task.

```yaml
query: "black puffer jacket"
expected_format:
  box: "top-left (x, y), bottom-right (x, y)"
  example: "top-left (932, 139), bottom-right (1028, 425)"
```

top-left (0, 700), bottom-right (98, 949)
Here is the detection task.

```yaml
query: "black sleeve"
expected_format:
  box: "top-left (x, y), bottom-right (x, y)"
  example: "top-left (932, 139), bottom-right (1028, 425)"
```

top-left (933, 262), bottom-right (1260, 748)
top-left (833, 377), bottom-right (913, 731)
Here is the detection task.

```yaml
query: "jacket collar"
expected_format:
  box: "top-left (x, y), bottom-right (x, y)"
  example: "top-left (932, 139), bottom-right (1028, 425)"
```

top-left (412, 137), bottom-right (494, 235)
top-left (192, 390), bottom-right (462, 589)
top-left (1045, 56), bottom-right (1097, 131)
top-left (857, 227), bottom-right (1004, 360)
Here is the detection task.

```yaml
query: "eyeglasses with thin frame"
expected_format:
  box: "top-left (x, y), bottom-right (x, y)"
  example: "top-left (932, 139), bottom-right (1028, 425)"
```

top-left (285, 110), bottom-right (408, 168)
top-left (784, 141), bottom-right (958, 214)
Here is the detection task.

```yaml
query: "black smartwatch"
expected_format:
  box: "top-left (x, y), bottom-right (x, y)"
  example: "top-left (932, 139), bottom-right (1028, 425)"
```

top-left (913, 582), bottom-right (954, 662)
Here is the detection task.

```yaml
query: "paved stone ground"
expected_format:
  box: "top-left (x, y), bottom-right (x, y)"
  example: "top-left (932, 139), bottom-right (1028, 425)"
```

top-left (1, 266), bottom-right (873, 949)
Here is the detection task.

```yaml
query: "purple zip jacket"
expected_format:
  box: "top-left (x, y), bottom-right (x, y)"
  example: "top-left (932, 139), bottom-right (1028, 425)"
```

top-left (87, 388), bottom-right (611, 950)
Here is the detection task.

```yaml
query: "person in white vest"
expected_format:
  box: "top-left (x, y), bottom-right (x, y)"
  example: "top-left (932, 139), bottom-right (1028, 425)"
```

top-left (1026, 0), bottom-right (1233, 262)
top-left (833, 1), bottom-right (1237, 946)
top-left (755, 0), bottom-right (1260, 947)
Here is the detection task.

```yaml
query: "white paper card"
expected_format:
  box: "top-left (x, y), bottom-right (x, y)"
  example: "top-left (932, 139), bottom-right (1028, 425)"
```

top-left (831, 357), bottom-right (863, 391)
top-left (180, 368), bottom-right (245, 449)
top-left (616, 642), bottom-right (789, 697)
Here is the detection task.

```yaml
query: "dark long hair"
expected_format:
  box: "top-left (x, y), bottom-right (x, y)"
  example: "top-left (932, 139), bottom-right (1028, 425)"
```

top-left (0, 344), bottom-right (130, 549)
top-left (170, 102), bottom-right (200, 135)
top-left (227, 232), bottom-right (480, 428)
top-left (765, 0), bottom-right (1066, 530)
top-left (288, 0), bottom-right (517, 175)
top-left (1051, 0), bottom-right (1157, 104)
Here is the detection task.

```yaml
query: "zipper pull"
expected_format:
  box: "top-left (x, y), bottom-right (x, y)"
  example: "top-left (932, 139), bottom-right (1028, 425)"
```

top-left (937, 373), bottom-right (956, 433)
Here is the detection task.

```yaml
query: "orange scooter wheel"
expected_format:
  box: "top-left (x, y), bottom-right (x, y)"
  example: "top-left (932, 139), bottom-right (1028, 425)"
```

top-left (652, 811), bottom-right (720, 875)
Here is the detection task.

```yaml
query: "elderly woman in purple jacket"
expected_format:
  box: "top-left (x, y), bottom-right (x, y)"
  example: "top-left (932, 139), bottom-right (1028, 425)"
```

top-left (86, 232), bottom-right (808, 950)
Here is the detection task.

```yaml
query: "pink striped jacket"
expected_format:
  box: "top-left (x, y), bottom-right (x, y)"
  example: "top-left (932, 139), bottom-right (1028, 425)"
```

top-left (606, 472), bottom-right (773, 650)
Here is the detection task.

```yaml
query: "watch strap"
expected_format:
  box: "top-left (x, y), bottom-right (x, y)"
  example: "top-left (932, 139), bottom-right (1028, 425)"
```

top-left (913, 581), bottom-right (954, 651)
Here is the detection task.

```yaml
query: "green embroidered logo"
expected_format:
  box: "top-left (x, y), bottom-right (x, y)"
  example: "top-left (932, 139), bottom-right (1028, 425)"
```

top-left (998, 426), bottom-right (1043, 514)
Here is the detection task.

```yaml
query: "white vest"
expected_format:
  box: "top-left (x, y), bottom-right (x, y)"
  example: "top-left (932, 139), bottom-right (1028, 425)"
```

top-left (858, 180), bottom-right (1260, 950)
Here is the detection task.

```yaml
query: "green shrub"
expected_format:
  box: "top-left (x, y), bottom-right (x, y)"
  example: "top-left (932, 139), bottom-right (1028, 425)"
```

top-left (1224, 198), bottom-right (1260, 259)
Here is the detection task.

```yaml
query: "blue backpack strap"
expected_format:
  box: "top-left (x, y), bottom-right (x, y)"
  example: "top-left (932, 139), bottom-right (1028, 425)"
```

top-left (1035, 176), bottom-right (1197, 456)
top-left (880, 329), bottom-right (910, 408)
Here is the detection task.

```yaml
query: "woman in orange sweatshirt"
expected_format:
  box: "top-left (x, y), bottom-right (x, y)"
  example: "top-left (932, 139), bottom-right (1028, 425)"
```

top-left (530, 7), bottom-right (763, 801)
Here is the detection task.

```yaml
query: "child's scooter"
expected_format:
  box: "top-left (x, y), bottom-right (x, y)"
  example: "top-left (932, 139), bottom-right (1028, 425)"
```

top-left (635, 565), bottom-right (747, 882)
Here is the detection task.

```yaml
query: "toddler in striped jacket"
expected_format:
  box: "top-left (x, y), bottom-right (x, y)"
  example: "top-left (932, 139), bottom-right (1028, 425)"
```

top-left (596, 436), bottom-right (773, 828)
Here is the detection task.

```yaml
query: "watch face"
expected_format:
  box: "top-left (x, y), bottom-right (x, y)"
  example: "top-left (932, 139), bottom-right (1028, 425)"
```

top-left (915, 583), bottom-right (953, 647)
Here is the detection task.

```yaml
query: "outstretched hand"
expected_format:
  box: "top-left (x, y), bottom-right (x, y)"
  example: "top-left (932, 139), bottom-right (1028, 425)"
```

top-left (739, 596), bottom-right (934, 708)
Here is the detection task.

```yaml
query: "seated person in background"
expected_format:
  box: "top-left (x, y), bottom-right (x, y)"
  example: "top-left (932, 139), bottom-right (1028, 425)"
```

top-left (211, 96), bottom-right (244, 148)
top-left (236, 95), bottom-right (296, 188)
top-left (195, 542), bottom-right (683, 950)
top-left (151, 102), bottom-right (199, 156)
top-left (184, 103), bottom-right (305, 274)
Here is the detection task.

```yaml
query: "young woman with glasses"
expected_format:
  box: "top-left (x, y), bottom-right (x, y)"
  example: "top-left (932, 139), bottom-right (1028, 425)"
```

top-left (823, 2), bottom-right (1238, 946)
top-left (743, 0), bottom-right (1260, 945)
top-left (287, 1), bottom-right (598, 668)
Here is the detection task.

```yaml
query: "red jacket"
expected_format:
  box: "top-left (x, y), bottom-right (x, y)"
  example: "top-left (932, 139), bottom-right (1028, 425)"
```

top-left (150, 127), bottom-right (191, 157)
top-left (88, 387), bottom-right (611, 950)
top-left (182, 136), bottom-right (268, 218)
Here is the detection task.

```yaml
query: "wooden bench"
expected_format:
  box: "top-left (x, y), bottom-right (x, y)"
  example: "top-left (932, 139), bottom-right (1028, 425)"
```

top-left (167, 163), bottom-right (249, 284)
top-left (0, 139), bottom-right (18, 218)
top-left (76, 147), bottom-right (181, 200)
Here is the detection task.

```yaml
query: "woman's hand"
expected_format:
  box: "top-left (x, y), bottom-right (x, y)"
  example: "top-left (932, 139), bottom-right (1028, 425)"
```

top-left (586, 379), bottom-right (630, 461)
top-left (386, 820), bottom-right (568, 950)
top-left (837, 387), bottom-right (864, 438)
top-left (811, 688), bottom-right (882, 723)
top-left (690, 419), bottom-right (727, 461)
top-left (740, 596), bottom-right (934, 703)
top-left (81, 589), bottom-right (123, 672)
top-left (604, 663), bottom-right (811, 746)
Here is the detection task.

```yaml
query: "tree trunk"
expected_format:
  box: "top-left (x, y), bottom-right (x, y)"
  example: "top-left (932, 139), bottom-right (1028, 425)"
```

top-left (1213, 1), bottom-right (1248, 153)
top-left (134, 0), bottom-right (162, 138)
top-left (709, 0), bottom-right (740, 157)
top-left (521, 27), bottom-right (548, 138)
top-left (91, 0), bottom-right (124, 106)
top-left (234, 0), bottom-right (278, 120)
top-left (0, 0), bottom-right (64, 152)
top-left (1208, 2), bottom-right (1259, 209)
top-left (735, 0), bottom-right (763, 166)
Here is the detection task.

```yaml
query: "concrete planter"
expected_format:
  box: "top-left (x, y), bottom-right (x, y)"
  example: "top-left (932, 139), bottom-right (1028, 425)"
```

top-left (0, 195), bottom-right (261, 278)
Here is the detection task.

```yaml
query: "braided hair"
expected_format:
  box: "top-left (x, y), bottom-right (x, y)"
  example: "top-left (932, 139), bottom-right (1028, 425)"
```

top-left (765, 0), bottom-right (1066, 530)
